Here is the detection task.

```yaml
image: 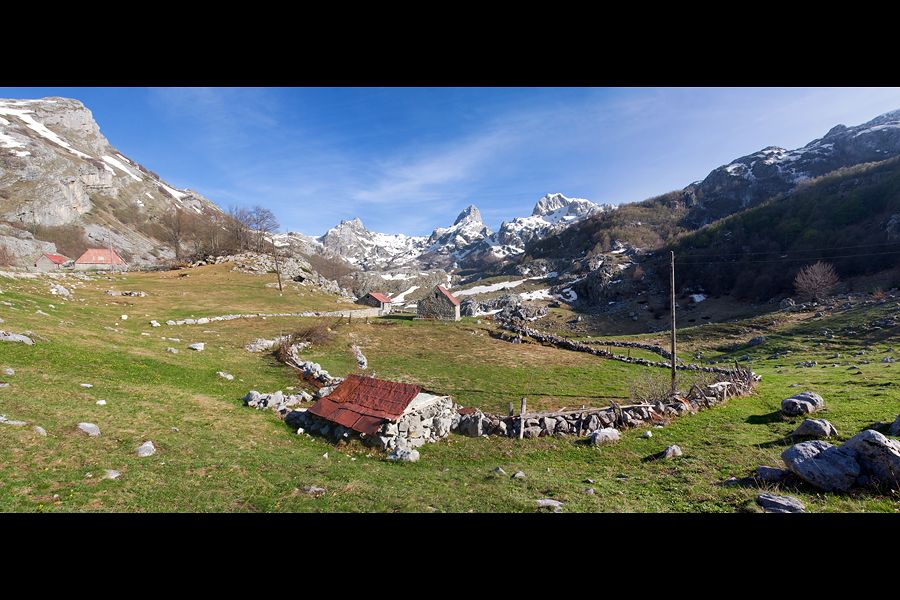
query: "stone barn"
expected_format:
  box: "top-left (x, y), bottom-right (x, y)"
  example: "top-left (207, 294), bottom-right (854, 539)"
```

top-left (416, 285), bottom-right (461, 321)
top-left (35, 253), bottom-right (70, 271)
top-left (74, 248), bottom-right (127, 271)
top-left (357, 292), bottom-right (393, 316)
top-left (302, 374), bottom-right (455, 450)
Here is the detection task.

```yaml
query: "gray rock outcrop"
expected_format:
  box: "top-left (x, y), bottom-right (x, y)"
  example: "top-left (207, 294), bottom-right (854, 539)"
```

top-left (781, 440), bottom-right (860, 492)
top-left (781, 391), bottom-right (825, 416)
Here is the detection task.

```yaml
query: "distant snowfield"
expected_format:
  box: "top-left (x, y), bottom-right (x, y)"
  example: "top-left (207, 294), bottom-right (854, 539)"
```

top-left (453, 279), bottom-right (527, 297)
top-left (519, 288), bottom-right (554, 301)
top-left (690, 294), bottom-right (707, 303)
top-left (452, 272), bottom-right (558, 298)
top-left (390, 285), bottom-right (419, 303)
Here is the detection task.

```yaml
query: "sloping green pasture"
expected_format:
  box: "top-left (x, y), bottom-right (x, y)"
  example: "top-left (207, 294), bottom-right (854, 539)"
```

top-left (0, 266), bottom-right (898, 512)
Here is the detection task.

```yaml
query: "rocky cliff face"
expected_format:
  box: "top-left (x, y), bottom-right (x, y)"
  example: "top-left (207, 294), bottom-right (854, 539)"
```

top-left (0, 97), bottom-right (224, 265)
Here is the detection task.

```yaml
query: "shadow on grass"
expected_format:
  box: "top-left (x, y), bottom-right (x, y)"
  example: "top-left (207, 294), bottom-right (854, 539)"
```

top-left (746, 410), bottom-right (788, 425)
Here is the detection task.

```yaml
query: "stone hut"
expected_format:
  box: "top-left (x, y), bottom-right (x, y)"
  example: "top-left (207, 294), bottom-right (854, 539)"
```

top-left (304, 374), bottom-right (454, 449)
top-left (35, 253), bottom-right (70, 271)
top-left (416, 285), bottom-right (461, 321)
top-left (74, 248), bottom-right (127, 271)
top-left (357, 292), bottom-right (393, 316)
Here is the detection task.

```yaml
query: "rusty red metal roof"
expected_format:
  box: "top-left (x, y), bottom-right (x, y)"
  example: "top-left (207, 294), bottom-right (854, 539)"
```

top-left (437, 285), bottom-right (460, 306)
top-left (367, 292), bottom-right (392, 303)
top-left (42, 254), bottom-right (68, 264)
top-left (75, 248), bottom-right (127, 265)
top-left (308, 375), bottom-right (423, 435)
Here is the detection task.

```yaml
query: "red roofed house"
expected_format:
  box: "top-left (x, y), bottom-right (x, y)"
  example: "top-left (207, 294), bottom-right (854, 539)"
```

top-left (357, 292), bottom-right (393, 315)
top-left (305, 374), bottom-right (454, 449)
top-left (74, 248), bottom-right (128, 271)
top-left (416, 285), bottom-right (460, 321)
top-left (35, 253), bottom-right (70, 271)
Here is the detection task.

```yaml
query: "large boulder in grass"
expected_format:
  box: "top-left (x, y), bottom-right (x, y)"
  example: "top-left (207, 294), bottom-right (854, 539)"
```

top-left (781, 440), bottom-right (860, 492)
top-left (790, 418), bottom-right (837, 439)
top-left (781, 392), bottom-right (825, 417)
top-left (839, 430), bottom-right (900, 490)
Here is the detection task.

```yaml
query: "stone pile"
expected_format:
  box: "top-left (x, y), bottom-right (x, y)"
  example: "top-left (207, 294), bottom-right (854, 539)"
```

top-left (106, 290), bottom-right (146, 297)
top-left (242, 389), bottom-right (313, 420)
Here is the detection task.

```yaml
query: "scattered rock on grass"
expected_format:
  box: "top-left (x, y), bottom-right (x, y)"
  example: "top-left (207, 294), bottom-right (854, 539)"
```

top-left (755, 465), bottom-right (790, 482)
top-left (790, 418), bottom-right (837, 438)
top-left (661, 444), bottom-right (683, 459)
top-left (0, 331), bottom-right (34, 345)
top-left (590, 428), bottom-right (620, 445)
top-left (135, 441), bottom-right (156, 457)
top-left (77, 422), bottom-right (100, 436)
top-left (386, 446), bottom-right (420, 462)
top-left (781, 391), bottom-right (825, 416)
top-left (757, 492), bottom-right (806, 513)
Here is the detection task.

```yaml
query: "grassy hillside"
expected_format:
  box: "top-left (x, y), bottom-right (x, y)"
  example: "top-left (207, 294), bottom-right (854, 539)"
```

top-left (665, 156), bottom-right (900, 302)
top-left (0, 264), bottom-right (898, 512)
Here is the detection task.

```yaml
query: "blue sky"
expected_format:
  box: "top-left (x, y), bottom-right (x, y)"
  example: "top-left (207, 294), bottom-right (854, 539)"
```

top-left (3, 87), bottom-right (900, 238)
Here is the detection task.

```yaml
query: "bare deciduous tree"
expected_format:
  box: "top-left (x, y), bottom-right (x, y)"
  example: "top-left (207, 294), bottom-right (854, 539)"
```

top-left (793, 261), bottom-right (840, 301)
top-left (250, 205), bottom-right (280, 253)
top-left (159, 207), bottom-right (192, 261)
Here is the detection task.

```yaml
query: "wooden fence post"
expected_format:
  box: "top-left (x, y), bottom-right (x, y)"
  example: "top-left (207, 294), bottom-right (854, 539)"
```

top-left (519, 397), bottom-right (527, 439)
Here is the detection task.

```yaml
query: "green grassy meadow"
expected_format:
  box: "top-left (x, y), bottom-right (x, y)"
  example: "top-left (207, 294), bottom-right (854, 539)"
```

top-left (1, 264), bottom-right (899, 512)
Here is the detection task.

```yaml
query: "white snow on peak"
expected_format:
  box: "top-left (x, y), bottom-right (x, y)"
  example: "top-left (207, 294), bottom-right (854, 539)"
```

top-left (0, 101), bottom-right (93, 160)
top-left (102, 155), bottom-right (142, 182)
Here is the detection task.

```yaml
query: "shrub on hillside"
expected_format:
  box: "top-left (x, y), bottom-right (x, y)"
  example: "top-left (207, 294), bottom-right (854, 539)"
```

top-left (0, 243), bottom-right (17, 266)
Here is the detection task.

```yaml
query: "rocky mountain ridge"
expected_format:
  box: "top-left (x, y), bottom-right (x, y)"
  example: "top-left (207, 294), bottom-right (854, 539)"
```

top-left (0, 97), bottom-right (224, 264)
top-left (301, 192), bottom-right (614, 273)
top-left (681, 108), bottom-right (900, 227)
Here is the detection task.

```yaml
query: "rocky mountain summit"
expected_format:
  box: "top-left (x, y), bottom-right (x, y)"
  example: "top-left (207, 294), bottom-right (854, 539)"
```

top-left (0, 97), bottom-right (224, 264)
top-left (304, 193), bottom-right (611, 274)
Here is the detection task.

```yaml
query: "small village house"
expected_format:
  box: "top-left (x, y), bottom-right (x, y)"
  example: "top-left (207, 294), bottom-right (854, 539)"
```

top-left (74, 248), bottom-right (127, 271)
top-left (35, 253), bottom-right (70, 271)
top-left (416, 285), bottom-right (461, 321)
top-left (356, 292), bottom-right (393, 316)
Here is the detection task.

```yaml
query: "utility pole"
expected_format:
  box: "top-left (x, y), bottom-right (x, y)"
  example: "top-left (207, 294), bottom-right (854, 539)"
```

top-left (670, 251), bottom-right (676, 392)
top-left (272, 239), bottom-right (283, 292)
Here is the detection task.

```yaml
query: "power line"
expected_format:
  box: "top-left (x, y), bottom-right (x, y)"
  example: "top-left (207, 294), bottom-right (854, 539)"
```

top-left (669, 240), bottom-right (900, 265)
